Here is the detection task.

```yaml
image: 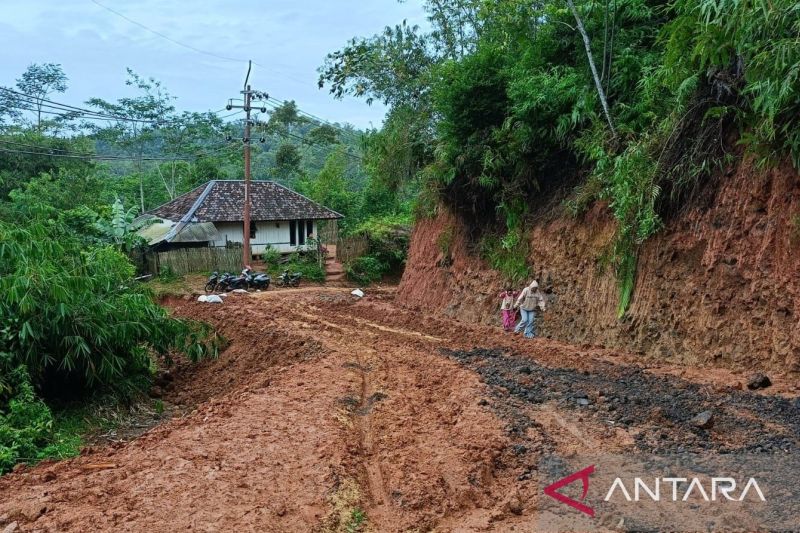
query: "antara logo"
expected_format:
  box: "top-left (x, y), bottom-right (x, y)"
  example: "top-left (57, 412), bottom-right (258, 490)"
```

top-left (543, 465), bottom-right (766, 517)
top-left (543, 465), bottom-right (596, 517)
top-left (604, 477), bottom-right (766, 502)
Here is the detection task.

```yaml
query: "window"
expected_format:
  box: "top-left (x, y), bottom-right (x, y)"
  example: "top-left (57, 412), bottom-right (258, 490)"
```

top-left (289, 220), bottom-right (297, 246)
top-left (298, 220), bottom-right (306, 246)
top-left (249, 223), bottom-right (257, 239)
top-left (306, 220), bottom-right (313, 237)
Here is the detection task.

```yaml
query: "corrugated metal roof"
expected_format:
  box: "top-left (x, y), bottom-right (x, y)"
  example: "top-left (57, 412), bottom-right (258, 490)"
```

top-left (170, 222), bottom-right (220, 243)
top-left (136, 218), bottom-right (220, 245)
top-left (138, 219), bottom-right (174, 245)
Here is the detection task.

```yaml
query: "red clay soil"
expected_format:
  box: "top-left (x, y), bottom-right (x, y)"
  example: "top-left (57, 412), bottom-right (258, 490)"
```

top-left (398, 156), bottom-right (800, 373)
top-left (1, 288), bottom-right (797, 532)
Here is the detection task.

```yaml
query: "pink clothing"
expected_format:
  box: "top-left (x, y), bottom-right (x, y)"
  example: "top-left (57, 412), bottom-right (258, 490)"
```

top-left (502, 309), bottom-right (517, 331)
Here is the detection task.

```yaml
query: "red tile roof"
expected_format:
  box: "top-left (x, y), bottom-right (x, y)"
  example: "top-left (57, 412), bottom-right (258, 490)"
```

top-left (148, 180), bottom-right (343, 222)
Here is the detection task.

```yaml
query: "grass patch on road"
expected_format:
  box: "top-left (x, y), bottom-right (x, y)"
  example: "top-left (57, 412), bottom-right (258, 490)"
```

top-left (323, 477), bottom-right (367, 533)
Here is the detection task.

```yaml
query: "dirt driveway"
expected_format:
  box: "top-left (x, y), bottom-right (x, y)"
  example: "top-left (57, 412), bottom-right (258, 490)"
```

top-left (0, 288), bottom-right (797, 532)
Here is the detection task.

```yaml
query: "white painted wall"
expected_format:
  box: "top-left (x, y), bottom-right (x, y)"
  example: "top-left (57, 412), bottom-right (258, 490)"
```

top-left (211, 220), bottom-right (318, 255)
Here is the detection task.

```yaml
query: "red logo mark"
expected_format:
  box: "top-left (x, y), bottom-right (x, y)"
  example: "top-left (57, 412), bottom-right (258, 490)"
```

top-left (543, 464), bottom-right (595, 517)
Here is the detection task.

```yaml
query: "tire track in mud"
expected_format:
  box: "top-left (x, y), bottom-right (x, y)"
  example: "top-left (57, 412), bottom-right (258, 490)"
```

top-left (272, 295), bottom-right (528, 530)
top-left (274, 300), bottom-right (414, 529)
top-left (343, 354), bottom-right (391, 525)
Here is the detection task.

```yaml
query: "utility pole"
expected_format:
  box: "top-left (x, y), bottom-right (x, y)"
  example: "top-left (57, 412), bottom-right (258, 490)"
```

top-left (224, 61), bottom-right (269, 267)
top-left (243, 79), bottom-right (252, 268)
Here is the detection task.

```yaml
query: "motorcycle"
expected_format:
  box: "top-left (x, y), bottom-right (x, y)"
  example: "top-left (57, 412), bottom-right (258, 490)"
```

top-left (244, 268), bottom-right (271, 290)
top-left (204, 271), bottom-right (222, 293)
top-left (276, 269), bottom-right (302, 288)
top-left (225, 269), bottom-right (250, 291)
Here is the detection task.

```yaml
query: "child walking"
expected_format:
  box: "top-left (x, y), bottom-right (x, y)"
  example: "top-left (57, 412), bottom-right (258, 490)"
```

top-left (499, 287), bottom-right (519, 332)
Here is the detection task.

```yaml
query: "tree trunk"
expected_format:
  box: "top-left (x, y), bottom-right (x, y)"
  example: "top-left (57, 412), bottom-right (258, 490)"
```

top-left (139, 176), bottom-right (145, 213)
top-left (566, 0), bottom-right (616, 138)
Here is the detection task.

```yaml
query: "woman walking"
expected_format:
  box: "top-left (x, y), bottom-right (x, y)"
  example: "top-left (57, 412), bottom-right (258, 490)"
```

top-left (514, 280), bottom-right (546, 339)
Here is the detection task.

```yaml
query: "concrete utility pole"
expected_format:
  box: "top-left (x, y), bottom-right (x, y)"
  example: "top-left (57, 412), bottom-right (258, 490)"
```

top-left (224, 61), bottom-right (269, 267)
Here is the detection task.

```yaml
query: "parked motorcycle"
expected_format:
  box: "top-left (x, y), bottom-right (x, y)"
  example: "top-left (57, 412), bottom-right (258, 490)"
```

top-left (206, 268), bottom-right (271, 292)
top-left (225, 269), bottom-right (250, 291)
top-left (204, 271), bottom-right (222, 293)
top-left (244, 268), bottom-right (271, 290)
top-left (276, 270), bottom-right (302, 288)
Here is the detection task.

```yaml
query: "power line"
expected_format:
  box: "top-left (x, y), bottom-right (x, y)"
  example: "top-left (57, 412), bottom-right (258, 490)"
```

top-left (264, 97), bottom-right (362, 142)
top-left (0, 139), bottom-right (239, 161)
top-left (2, 88), bottom-right (237, 126)
top-left (90, 0), bottom-right (264, 67)
top-left (0, 139), bottom-right (94, 155)
top-left (88, 0), bottom-right (315, 89)
top-left (0, 146), bottom-right (191, 161)
top-left (1, 87), bottom-right (169, 124)
top-left (217, 109), bottom-right (245, 120)
top-left (264, 126), bottom-right (363, 162)
top-left (45, 4), bottom-right (366, 145)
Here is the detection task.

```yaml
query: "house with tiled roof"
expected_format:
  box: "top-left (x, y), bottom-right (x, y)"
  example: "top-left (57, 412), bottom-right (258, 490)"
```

top-left (137, 180), bottom-right (342, 254)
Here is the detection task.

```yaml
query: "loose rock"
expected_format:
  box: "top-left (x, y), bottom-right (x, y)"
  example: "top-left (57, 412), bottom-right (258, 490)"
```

top-left (747, 373), bottom-right (771, 390)
top-left (690, 410), bottom-right (714, 429)
top-left (504, 493), bottom-right (524, 515)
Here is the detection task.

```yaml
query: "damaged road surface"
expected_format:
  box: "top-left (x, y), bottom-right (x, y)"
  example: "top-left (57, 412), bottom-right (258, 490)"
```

top-left (0, 288), bottom-right (797, 532)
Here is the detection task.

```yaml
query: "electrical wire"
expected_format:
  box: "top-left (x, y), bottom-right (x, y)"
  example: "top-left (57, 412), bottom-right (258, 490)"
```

top-left (82, 1), bottom-right (368, 143)
top-left (0, 146), bottom-right (191, 161)
top-left (261, 126), bottom-right (363, 162)
top-left (1, 87), bottom-right (161, 124)
top-left (90, 0), bottom-right (265, 67)
top-left (0, 139), bottom-right (240, 161)
top-left (2, 88), bottom-right (236, 126)
top-left (0, 139), bottom-right (94, 155)
top-left (263, 97), bottom-right (362, 142)
top-left (88, 0), bottom-right (315, 89)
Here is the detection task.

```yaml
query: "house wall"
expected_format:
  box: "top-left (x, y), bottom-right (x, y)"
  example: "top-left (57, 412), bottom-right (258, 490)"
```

top-left (211, 220), bottom-right (318, 255)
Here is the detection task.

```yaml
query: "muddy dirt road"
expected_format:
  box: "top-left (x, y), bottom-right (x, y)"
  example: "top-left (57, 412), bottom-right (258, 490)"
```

top-left (0, 288), bottom-right (797, 532)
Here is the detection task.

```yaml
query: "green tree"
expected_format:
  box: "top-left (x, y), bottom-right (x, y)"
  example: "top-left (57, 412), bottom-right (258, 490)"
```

top-left (0, 132), bottom-right (95, 202)
top-left (157, 111), bottom-right (225, 199)
top-left (13, 63), bottom-right (69, 132)
top-left (319, 20), bottom-right (436, 107)
top-left (301, 148), bottom-right (357, 230)
top-left (86, 69), bottom-right (176, 212)
top-left (265, 100), bottom-right (305, 130)
top-left (273, 143), bottom-right (303, 183)
top-left (306, 125), bottom-right (339, 146)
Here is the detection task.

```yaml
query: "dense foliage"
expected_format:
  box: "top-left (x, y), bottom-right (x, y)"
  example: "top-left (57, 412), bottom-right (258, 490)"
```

top-left (344, 216), bottom-right (411, 284)
top-left (321, 0), bottom-right (800, 310)
top-left (0, 220), bottom-right (219, 472)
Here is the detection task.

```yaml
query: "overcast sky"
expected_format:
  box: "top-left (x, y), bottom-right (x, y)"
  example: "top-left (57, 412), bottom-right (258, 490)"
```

top-left (0, 0), bottom-right (428, 129)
